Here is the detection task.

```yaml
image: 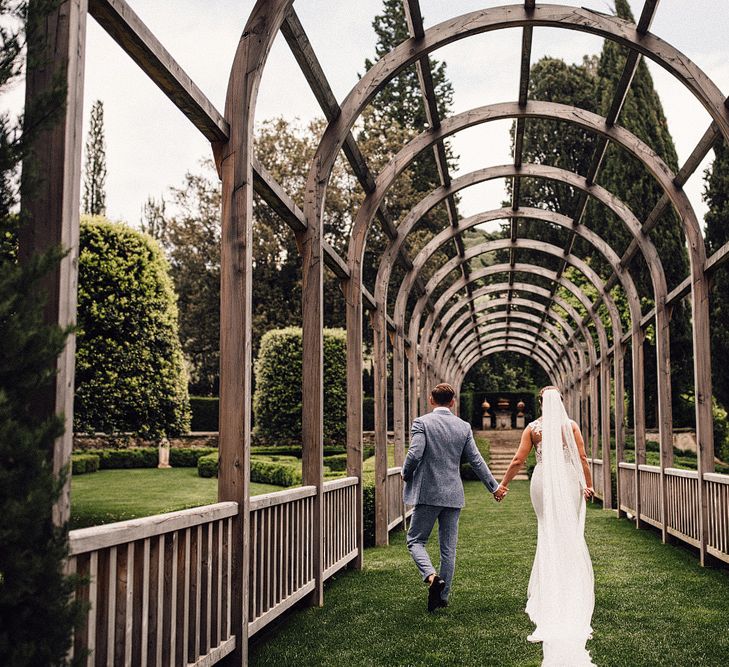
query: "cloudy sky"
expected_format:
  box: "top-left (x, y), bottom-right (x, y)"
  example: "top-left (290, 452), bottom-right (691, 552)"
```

top-left (7, 1), bottom-right (729, 228)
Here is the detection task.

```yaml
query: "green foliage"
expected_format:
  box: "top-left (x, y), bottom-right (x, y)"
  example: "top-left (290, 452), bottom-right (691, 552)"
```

top-left (82, 447), bottom-right (215, 469)
top-left (251, 459), bottom-right (302, 487)
top-left (190, 396), bottom-right (219, 431)
top-left (704, 139), bottom-right (729, 437)
top-left (197, 451), bottom-right (218, 478)
top-left (253, 327), bottom-right (347, 445)
top-left (362, 480), bottom-right (376, 547)
top-left (74, 217), bottom-right (191, 437)
top-left (71, 453), bottom-right (100, 475)
top-left (250, 445), bottom-right (347, 458)
top-left (82, 99), bottom-right (107, 216)
top-left (323, 453), bottom-right (348, 472)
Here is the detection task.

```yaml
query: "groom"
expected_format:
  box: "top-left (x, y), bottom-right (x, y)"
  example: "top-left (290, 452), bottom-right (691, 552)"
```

top-left (402, 383), bottom-right (507, 612)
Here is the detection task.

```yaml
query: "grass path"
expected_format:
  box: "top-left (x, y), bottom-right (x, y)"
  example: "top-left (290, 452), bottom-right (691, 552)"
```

top-left (250, 480), bottom-right (729, 667)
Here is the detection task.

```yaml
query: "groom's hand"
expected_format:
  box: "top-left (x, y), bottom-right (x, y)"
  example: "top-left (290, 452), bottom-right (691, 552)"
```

top-left (494, 484), bottom-right (509, 502)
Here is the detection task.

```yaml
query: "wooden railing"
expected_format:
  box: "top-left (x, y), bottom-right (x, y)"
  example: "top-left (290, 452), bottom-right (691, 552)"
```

top-left (68, 502), bottom-right (238, 666)
top-left (68, 477), bottom-right (362, 663)
top-left (589, 459), bottom-right (729, 566)
top-left (248, 486), bottom-right (315, 636)
top-left (638, 465), bottom-right (662, 528)
top-left (618, 462), bottom-right (636, 515)
top-left (386, 467), bottom-right (413, 531)
top-left (706, 473), bottom-right (729, 562)
top-left (590, 459), bottom-right (604, 500)
top-left (323, 477), bottom-right (359, 578)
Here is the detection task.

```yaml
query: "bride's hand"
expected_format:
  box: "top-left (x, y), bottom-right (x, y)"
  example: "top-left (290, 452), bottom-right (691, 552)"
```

top-left (583, 486), bottom-right (595, 500)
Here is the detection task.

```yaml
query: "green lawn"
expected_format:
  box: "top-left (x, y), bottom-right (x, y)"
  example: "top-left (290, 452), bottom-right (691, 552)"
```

top-left (250, 480), bottom-right (729, 667)
top-left (70, 468), bottom-right (282, 529)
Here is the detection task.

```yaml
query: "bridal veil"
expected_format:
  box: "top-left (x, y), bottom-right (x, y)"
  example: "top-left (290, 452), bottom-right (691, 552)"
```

top-left (526, 388), bottom-right (595, 666)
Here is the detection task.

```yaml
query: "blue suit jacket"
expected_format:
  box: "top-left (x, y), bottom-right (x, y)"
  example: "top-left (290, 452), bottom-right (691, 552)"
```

top-left (402, 407), bottom-right (499, 508)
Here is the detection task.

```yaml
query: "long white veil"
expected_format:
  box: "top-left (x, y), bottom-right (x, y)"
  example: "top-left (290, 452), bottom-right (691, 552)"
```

top-left (526, 389), bottom-right (595, 666)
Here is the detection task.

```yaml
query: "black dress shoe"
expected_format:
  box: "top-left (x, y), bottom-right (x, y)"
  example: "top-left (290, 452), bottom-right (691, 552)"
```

top-left (439, 598), bottom-right (449, 608)
top-left (427, 576), bottom-right (446, 612)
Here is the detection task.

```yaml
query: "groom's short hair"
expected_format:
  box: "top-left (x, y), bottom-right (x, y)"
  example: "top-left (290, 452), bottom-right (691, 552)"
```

top-left (431, 383), bottom-right (455, 405)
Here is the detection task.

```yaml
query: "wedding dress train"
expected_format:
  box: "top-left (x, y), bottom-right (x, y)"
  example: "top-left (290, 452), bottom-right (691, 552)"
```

top-left (526, 390), bottom-right (596, 666)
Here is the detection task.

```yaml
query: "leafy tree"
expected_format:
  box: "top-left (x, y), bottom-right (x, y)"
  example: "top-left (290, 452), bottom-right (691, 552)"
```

top-left (153, 163), bottom-right (221, 395)
top-left (362, 0), bottom-right (455, 196)
top-left (74, 217), bottom-right (191, 437)
top-left (82, 99), bottom-right (106, 215)
top-left (253, 327), bottom-right (347, 445)
top-left (140, 194), bottom-right (167, 243)
top-left (1, 1), bottom-right (83, 663)
top-left (704, 138), bottom-right (729, 458)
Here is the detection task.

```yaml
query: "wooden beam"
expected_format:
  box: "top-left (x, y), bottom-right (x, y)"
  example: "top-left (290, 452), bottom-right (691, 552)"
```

top-left (88, 0), bottom-right (228, 142)
top-left (19, 0), bottom-right (88, 525)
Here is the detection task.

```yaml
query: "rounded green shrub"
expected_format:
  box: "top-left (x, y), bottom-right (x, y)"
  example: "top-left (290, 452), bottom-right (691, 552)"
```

top-left (197, 451), bottom-right (219, 478)
top-left (253, 327), bottom-right (346, 445)
top-left (74, 217), bottom-right (191, 437)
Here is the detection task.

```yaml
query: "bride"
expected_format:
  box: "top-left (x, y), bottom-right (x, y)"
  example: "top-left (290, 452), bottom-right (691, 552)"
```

top-left (497, 386), bottom-right (596, 666)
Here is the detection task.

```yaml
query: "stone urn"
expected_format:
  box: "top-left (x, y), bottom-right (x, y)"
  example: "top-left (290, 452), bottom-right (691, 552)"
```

top-left (516, 400), bottom-right (526, 429)
top-left (481, 400), bottom-right (491, 430)
top-left (495, 398), bottom-right (511, 429)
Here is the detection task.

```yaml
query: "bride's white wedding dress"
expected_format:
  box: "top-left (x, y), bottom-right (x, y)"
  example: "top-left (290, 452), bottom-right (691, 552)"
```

top-left (526, 390), bottom-right (595, 666)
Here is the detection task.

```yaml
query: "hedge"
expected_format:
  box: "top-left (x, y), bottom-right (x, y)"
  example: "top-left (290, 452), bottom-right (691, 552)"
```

top-left (253, 327), bottom-right (346, 444)
top-left (71, 454), bottom-right (100, 475)
top-left (198, 452), bottom-right (218, 478)
top-left (190, 396), bottom-right (219, 431)
top-left (74, 217), bottom-right (191, 437)
top-left (323, 453), bottom-right (348, 472)
top-left (80, 447), bottom-right (216, 469)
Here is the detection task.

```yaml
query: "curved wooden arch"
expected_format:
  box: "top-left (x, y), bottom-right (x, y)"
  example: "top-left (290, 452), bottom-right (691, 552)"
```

top-left (429, 282), bottom-right (595, 376)
top-left (421, 265), bottom-right (605, 369)
top-left (439, 301), bottom-right (583, 375)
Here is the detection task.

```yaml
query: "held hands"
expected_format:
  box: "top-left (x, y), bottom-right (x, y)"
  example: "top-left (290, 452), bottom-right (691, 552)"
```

top-left (583, 486), bottom-right (595, 500)
top-left (494, 484), bottom-right (509, 502)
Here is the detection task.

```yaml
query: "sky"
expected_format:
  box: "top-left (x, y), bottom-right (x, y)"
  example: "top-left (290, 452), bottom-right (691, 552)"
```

top-left (5, 0), bottom-right (729, 229)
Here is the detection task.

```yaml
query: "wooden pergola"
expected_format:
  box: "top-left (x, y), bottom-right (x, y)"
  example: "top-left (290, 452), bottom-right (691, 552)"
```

top-left (21, 1), bottom-right (729, 665)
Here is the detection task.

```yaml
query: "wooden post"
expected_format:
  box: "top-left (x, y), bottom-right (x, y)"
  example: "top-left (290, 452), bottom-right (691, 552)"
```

top-left (371, 312), bottom-right (389, 546)
top-left (632, 331), bottom-right (647, 529)
top-left (590, 368), bottom-right (599, 476)
top-left (392, 330), bottom-right (406, 526)
top-left (692, 276), bottom-right (715, 566)
top-left (655, 303), bottom-right (673, 542)
top-left (345, 279), bottom-right (364, 570)
top-left (218, 2), bottom-right (295, 660)
top-left (614, 344), bottom-right (627, 518)
top-left (19, 0), bottom-right (88, 526)
top-left (600, 359), bottom-right (613, 509)
top-left (298, 223), bottom-right (324, 606)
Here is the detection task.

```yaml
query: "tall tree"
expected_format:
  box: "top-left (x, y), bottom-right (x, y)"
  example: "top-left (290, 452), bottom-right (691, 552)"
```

top-left (1, 1), bottom-right (83, 663)
top-left (82, 99), bottom-right (107, 215)
top-left (591, 0), bottom-right (693, 427)
top-left (360, 0), bottom-right (457, 236)
top-left (704, 139), bottom-right (729, 415)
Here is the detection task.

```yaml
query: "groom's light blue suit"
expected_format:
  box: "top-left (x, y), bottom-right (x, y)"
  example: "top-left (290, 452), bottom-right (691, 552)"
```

top-left (402, 406), bottom-right (499, 602)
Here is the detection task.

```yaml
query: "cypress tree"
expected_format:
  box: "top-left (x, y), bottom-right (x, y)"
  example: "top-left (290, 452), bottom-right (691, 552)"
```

top-left (591, 0), bottom-right (693, 427)
top-left (1, 1), bottom-right (83, 663)
top-left (704, 139), bottom-right (729, 428)
top-left (82, 99), bottom-right (107, 216)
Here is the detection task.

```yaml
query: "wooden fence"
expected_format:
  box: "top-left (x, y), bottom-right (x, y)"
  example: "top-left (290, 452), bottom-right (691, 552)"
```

top-left (68, 477), bottom-right (361, 665)
top-left (68, 503), bottom-right (238, 666)
top-left (386, 467), bottom-right (414, 531)
top-left (589, 459), bottom-right (729, 566)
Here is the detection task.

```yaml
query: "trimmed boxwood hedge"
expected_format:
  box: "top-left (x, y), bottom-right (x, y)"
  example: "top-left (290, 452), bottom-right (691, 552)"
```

top-left (74, 217), bottom-right (191, 438)
top-left (253, 327), bottom-right (347, 445)
top-left (198, 452), bottom-right (218, 478)
top-left (323, 453), bottom-right (348, 472)
top-left (197, 452), bottom-right (303, 487)
top-left (79, 447), bottom-right (217, 469)
top-left (71, 453), bottom-right (100, 475)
